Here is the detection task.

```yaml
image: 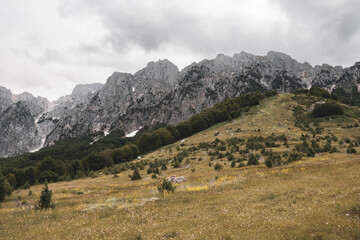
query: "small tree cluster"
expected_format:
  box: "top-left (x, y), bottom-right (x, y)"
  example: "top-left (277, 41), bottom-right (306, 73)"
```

top-left (158, 179), bottom-right (175, 194)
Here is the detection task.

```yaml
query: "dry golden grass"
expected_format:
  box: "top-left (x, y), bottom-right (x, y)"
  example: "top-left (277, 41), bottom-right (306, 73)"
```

top-left (1, 94), bottom-right (360, 239)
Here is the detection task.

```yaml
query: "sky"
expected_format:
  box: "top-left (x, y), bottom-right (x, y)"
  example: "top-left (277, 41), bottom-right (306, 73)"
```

top-left (0, 0), bottom-right (359, 101)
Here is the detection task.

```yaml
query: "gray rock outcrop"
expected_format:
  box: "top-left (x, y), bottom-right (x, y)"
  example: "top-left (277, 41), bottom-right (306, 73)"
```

top-left (1, 51), bottom-right (360, 158)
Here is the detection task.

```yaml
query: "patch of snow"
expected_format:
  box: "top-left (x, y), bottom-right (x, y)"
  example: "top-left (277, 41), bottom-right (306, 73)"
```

top-left (330, 84), bottom-right (336, 92)
top-left (125, 127), bottom-right (142, 137)
top-left (357, 83), bottom-right (360, 92)
top-left (104, 130), bottom-right (110, 136)
top-left (132, 87), bottom-right (135, 92)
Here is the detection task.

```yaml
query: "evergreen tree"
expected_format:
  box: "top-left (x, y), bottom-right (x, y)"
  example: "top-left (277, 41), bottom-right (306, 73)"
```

top-left (131, 168), bottom-right (141, 181)
top-left (38, 180), bottom-right (55, 210)
top-left (247, 153), bottom-right (259, 166)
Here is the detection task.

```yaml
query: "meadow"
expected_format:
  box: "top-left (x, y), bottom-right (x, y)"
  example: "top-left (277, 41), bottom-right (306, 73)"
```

top-left (1, 94), bottom-right (360, 239)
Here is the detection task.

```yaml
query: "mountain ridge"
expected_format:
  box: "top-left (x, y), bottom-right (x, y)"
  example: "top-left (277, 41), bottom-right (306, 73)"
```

top-left (1, 51), bottom-right (360, 157)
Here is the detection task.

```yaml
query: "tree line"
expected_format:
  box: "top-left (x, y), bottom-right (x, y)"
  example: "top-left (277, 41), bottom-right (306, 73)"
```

top-left (0, 90), bottom-right (277, 201)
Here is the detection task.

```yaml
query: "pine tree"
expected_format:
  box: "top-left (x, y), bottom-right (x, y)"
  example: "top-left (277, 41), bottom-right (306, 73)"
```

top-left (131, 168), bottom-right (141, 181)
top-left (38, 180), bottom-right (55, 210)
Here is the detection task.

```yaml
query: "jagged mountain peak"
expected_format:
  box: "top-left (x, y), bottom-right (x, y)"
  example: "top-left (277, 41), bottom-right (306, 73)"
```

top-left (266, 51), bottom-right (293, 60)
top-left (12, 91), bottom-right (36, 102)
top-left (1, 51), bottom-right (360, 158)
top-left (134, 59), bottom-right (179, 87)
top-left (71, 83), bottom-right (103, 98)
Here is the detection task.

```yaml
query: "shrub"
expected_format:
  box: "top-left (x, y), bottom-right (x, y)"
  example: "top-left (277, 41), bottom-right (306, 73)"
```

top-left (161, 164), bottom-right (167, 171)
top-left (287, 152), bottom-right (302, 163)
top-left (214, 163), bottom-right (222, 171)
top-left (307, 147), bottom-right (315, 157)
top-left (347, 145), bottom-right (357, 154)
top-left (173, 160), bottom-right (181, 168)
top-left (231, 161), bottom-right (236, 168)
top-left (158, 179), bottom-right (175, 194)
top-left (265, 151), bottom-right (282, 168)
top-left (247, 153), bottom-right (259, 166)
top-left (131, 169), bottom-right (141, 181)
top-left (238, 162), bottom-right (246, 168)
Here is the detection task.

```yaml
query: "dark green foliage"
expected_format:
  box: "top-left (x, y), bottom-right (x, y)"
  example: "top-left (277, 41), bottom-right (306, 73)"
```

top-left (155, 128), bottom-right (175, 145)
top-left (213, 109), bottom-right (231, 123)
top-left (69, 160), bottom-right (84, 179)
top-left (214, 163), bottom-right (222, 171)
top-left (83, 152), bottom-right (112, 172)
top-left (311, 140), bottom-right (321, 153)
top-left (113, 145), bottom-right (134, 164)
top-left (38, 170), bottom-right (59, 183)
top-left (158, 179), bottom-right (175, 194)
top-left (265, 150), bottom-right (282, 168)
top-left (293, 106), bottom-right (311, 129)
top-left (24, 167), bottom-right (36, 185)
top-left (307, 147), bottom-right (315, 157)
top-left (38, 181), bottom-right (55, 210)
top-left (131, 168), bottom-right (141, 181)
top-left (322, 142), bottom-right (332, 152)
top-left (247, 153), bottom-right (259, 166)
top-left (265, 90), bottom-right (278, 97)
top-left (309, 87), bottom-right (331, 99)
top-left (173, 160), bottom-right (181, 168)
top-left (176, 122), bottom-right (193, 138)
top-left (227, 154), bottom-right (235, 161)
top-left (37, 157), bottom-right (65, 178)
top-left (313, 102), bottom-right (344, 117)
top-left (287, 152), bottom-right (302, 163)
top-left (238, 162), bottom-right (246, 168)
top-left (0, 173), bottom-right (12, 202)
top-left (137, 133), bottom-right (162, 153)
top-left (347, 144), bottom-right (357, 154)
top-left (129, 144), bottom-right (140, 158)
top-left (165, 125), bottom-right (181, 140)
top-left (161, 164), bottom-right (167, 171)
top-left (23, 181), bottom-right (30, 189)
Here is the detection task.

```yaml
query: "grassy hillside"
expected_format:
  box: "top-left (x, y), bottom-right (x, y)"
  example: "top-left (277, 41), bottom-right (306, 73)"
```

top-left (1, 93), bottom-right (360, 239)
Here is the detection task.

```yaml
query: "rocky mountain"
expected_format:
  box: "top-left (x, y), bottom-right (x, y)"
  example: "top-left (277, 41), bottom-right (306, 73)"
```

top-left (0, 83), bottom-right (103, 157)
top-left (1, 51), bottom-right (360, 158)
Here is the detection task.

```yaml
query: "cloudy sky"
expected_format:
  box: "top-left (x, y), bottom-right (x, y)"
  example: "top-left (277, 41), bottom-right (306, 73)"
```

top-left (0, 0), bottom-right (359, 101)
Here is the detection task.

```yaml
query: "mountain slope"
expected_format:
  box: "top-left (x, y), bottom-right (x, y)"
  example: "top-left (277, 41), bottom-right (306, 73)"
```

top-left (1, 51), bottom-right (360, 157)
top-left (1, 93), bottom-right (360, 239)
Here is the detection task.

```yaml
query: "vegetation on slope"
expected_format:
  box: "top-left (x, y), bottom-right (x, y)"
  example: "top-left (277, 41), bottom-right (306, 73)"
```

top-left (0, 90), bottom-right (278, 195)
top-left (0, 92), bottom-right (359, 239)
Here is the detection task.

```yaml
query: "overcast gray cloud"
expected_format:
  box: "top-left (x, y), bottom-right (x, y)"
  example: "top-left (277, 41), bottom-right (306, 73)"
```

top-left (0, 0), bottom-right (359, 101)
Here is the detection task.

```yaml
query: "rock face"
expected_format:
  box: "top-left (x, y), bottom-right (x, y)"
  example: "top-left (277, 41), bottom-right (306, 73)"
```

top-left (0, 83), bottom-right (103, 157)
top-left (1, 51), bottom-right (360, 158)
top-left (0, 101), bottom-right (40, 157)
